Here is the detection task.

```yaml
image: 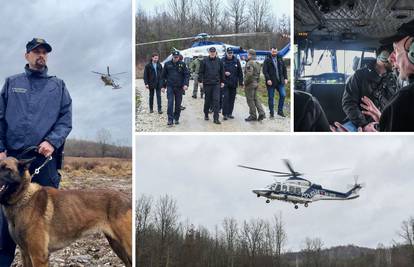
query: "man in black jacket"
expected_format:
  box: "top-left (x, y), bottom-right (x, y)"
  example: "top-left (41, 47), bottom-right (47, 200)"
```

top-left (198, 47), bottom-right (225, 124)
top-left (161, 51), bottom-right (190, 126)
top-left (143, 53), bottom-right (163, 114)
top-left (221, 47), bottom-right (243, 120)
top-left (341, 47), bottom-right (396, 131)
top-left (262, 47), bottom-right (288, 118)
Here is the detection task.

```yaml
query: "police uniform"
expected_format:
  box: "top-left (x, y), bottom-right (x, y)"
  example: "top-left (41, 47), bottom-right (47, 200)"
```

top-left (221, 47), bottom-right (243, 119)
top-left (244, 49), bottom-right (265, 121)
top-left (0, 38), bottom-right (72, 266)
top-left (161, 51), bottom-right (190, 125)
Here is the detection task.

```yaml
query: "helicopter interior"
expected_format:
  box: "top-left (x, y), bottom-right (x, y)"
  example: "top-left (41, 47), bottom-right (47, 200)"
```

top-left (294, 0), bottom-right (414, 124)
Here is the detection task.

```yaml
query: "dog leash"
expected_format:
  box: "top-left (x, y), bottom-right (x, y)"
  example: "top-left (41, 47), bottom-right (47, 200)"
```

top-left (16, 146), bottom-right (53, 176)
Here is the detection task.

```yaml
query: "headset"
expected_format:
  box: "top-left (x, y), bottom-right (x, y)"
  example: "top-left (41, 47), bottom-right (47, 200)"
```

top-left (406, 36), bottom-right (414, 64)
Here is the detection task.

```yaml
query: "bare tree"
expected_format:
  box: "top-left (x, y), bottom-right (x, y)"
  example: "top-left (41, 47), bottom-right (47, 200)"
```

top-left (249, 0), bottom-right (271, 32)
top-left (199, 0), bottom-right (221, 33)
top-left (226, 0), bottom-right (248, 33)
top-left (136, 195), bottom-right (153, 266)
top-left (96, 128), bottom-right (112, 157)
top-left (273, 213), bottom-right (287, 266)
top-left (302, 237), bottom-right (324, 267)
top-left (241, 218), bottom-right (265, 267)
top-left (399, 217), bottom-right (414, 264)
top-left (223, 217), bottom-right (238, 267)
top-left (154, 195), bottom-right (180, 267)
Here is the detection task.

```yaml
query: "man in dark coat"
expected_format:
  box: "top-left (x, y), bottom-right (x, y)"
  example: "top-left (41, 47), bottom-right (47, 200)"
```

top-left (143, 52), bottom-right (163, 114)
top-left (262, 47), bottom-right (288, 118)
top-left (221, 47), bottom-right (243, 120)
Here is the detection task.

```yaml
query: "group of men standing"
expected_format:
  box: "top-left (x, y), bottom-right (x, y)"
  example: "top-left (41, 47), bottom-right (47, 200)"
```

top-left (143, 46), bottom-right (288, 127)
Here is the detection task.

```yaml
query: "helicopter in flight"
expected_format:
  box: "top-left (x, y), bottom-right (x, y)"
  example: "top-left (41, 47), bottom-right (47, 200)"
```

top-left (239, 159), bottom-right (364, 209)
top-left (91, 66), bottom-right (127, 89)
top-left (136, 32), bottom-right (291, 65)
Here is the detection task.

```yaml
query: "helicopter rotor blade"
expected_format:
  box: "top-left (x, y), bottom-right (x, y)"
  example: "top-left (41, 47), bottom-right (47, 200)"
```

top-left (282, 159), bottom-right (303, 176)
top-left (136, 36), bottom-right (196, 46)
top-left (111, 72), bottom-right (128, 76)
top-left (273, 174), bottom-right (293, 177)
top-left (238, 165), bottom-right (291, 175)
top-left (91, 71), bottom-right (106, 75)
top-left (208, 32), bottom-right (269, 39)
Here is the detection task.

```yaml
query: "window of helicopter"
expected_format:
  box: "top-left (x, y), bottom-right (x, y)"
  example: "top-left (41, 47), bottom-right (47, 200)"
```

top-left (289, 186), bottom-right (295, 193)
top-left (296, 188), bottom-right (301, 195)
top-left (282, 185), bottom-right (287, 192)
top-left (276, 184), bottom-right (281, 191)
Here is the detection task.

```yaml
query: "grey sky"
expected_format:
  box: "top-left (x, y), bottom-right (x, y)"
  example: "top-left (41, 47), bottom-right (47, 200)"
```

top-left (137, 0), bottom-right (290, 20)
top-left (0, 0), bottom-right (132, 145)
top-left (136, 135), bottom-right (414, 252)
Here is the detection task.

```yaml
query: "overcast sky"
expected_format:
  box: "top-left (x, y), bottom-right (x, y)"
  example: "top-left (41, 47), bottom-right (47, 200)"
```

top-left (136, 135), bottom-right (414, 252)
top-left (137, 0), bottom-right (290, 21)
top-left (0, 1), bottom-right (132, 145)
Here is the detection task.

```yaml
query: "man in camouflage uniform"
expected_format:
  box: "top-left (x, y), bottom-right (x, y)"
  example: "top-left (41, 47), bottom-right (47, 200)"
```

top-left (244, 49), bottom-right (265, 121)
top-left (190, 55), bottom-right (203, 98)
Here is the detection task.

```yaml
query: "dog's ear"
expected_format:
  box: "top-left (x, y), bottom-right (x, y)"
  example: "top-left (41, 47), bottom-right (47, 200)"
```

top-left (18, 157), bottom-right (36, 170)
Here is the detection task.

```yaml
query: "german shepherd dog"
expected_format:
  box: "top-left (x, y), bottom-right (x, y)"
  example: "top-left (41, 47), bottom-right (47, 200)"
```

top-left (0, 157), bottom-right (132, 267)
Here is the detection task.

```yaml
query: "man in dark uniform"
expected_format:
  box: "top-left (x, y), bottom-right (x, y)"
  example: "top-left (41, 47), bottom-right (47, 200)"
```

top-left (262, 47), bottom-right (288, 118)
top-left (161, 51), bottom-right (189, 126)
top-left (0, 38), bottom-right (72, 266)
top-left (198, 47), bottom-right (224, 124)
top-left (143, 52), bottom-right (163, 114)
top-left (221, 47), bottom-right (243, 120)
top-left (341, 46), bottom-right (397, 131)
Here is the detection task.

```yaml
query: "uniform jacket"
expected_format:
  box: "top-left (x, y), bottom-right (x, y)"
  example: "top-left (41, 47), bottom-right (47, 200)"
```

top-left (190, 58), bottom-right (202, 74)
top-left (342, 66), bottom-right (397, 127)
top-left (143, 61), bottom-right (162, 89)
top-left (198, 56), bottom-right (224, 85)
top-left (221, 55), bottom-right (243, 88)
top-left (244, 58), bottom-right (260, 86)
top-left (161, 60), bottom-right (190, 88)
top-left (262, 54), bottom-right (287, 87)
top-left (0, 65), bottom-right (72, 152)
top-left (380, 82), bottom-right (414, 131)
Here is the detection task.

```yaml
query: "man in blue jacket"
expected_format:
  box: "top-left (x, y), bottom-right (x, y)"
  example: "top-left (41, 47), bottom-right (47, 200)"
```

top-left (0, 38), bottom-right (72, 266)
top-left (161, 51), bottom-right (189, 126)
top-left (221, 47), bottom-right (243, 120)
top-left (262, 47), bottom-right (288, 118)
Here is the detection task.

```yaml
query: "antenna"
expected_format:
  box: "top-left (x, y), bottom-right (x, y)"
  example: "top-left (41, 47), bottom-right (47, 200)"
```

top-left (107, 66), bottom-right (110, 76)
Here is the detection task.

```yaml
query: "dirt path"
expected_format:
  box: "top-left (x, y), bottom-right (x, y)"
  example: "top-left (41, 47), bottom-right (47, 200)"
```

top-left (136, 79), bottom-right (290, 132)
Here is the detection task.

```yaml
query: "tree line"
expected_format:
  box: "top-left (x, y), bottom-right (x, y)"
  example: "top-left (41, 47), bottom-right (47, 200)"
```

top-left (64, 129), bottom-right (131, 158)
top-left (136, 0), bottom-right (290, 64)
top-left (136, 194), bottom-right (414, 267)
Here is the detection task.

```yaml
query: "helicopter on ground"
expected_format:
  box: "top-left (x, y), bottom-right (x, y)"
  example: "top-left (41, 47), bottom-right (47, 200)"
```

top-left (91, 66), bottom-right (127, 89)
top-left (239, 159), bottom-right (364, 209)
top-left (136, 32), bottom-right (291, 65)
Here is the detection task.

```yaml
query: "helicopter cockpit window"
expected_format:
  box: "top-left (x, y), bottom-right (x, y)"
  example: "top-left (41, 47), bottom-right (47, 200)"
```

top-left (296, 187), bottom-right (301, 195)
top-left (276, 184), bottom-right (281, 192)
top-left (282, 185), bottom-right (287, 192)
top-left (303, 49), bottom-right (376, 79)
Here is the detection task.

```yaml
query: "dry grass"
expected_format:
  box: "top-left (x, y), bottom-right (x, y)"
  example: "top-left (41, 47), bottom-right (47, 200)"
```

top-left (62, 157), bottom-right (132, 178)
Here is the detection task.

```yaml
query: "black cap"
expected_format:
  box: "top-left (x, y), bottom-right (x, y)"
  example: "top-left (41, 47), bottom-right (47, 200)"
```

top-left (226, 47), bottom-right (233, 53)
top-left (26, 38), bottom-right (52, 53)
top-left (172, 51), bottom-right (180, 56)
top-left (381, 19), bottom-right (414, 45)
top-left (209, 47), bottom-right (216, 52)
